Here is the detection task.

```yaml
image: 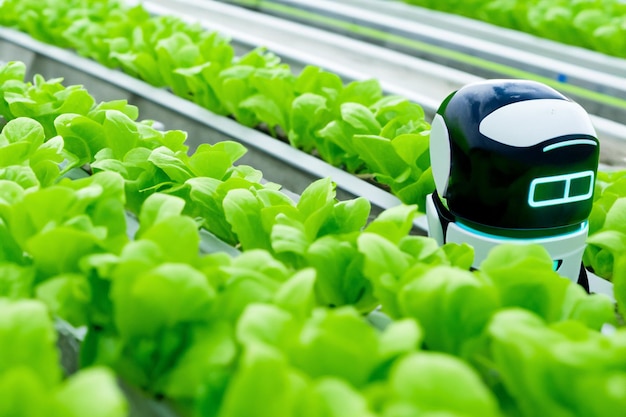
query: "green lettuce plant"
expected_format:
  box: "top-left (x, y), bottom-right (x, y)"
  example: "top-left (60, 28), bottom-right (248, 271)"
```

top-left (360, 242), bottom-right (616, 356)
top-left (585, 169), bottom-right (626, 280)
top-left (0, 171), bottom-right (128, 326)
top-left (0, 298), bottom-right (127, 417)
top-left (482, 309), bottom-right (626, 417)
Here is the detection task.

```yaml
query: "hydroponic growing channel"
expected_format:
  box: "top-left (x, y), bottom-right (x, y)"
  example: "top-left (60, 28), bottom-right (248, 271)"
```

top-left (0, 1), bottom-right (625, 417)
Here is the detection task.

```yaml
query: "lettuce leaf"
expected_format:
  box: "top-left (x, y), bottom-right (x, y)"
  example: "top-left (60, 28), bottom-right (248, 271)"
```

top-left (486, 309), bottom-right (626, 417)
top-left (381, 352), bottom-right (502, 417)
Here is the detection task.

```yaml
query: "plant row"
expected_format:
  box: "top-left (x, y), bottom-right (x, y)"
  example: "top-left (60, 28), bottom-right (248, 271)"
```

top-left (0, 0), bottom-right (434, 210)
top-left (403, 0), bottom-right (626, 58)
top-left (1, 60), bottom-right (626, 416)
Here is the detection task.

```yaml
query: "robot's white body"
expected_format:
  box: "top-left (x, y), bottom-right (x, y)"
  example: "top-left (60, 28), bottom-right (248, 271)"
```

top-left (426, 195), bottom-right (589, 281)
top-left (427, 80), bottom-right (599, 286)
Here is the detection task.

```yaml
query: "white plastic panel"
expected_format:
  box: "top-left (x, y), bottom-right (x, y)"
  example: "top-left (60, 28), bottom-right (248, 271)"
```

top-left (479, 99), bottom-right (597, 147)
top-left (446, 221), bottom-right (588, 282)
top-left (425, 194), bottom-right (444, 245)
top-left (429, 114), bottom-right (451, 197)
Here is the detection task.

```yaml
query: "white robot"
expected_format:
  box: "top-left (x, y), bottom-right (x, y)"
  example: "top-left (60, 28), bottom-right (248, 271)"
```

top-left (426, 79), bottom-right (599, 290)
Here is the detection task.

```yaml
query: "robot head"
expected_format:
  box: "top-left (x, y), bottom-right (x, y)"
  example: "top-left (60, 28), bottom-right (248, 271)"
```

top-left (430, 79), bottom-right (599, 234)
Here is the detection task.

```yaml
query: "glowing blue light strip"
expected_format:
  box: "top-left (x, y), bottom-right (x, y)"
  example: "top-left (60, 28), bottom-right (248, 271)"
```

top-left (543, 139), bottom-right (597, 152)
top-left (528, 170), bottom-right (594, 208)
